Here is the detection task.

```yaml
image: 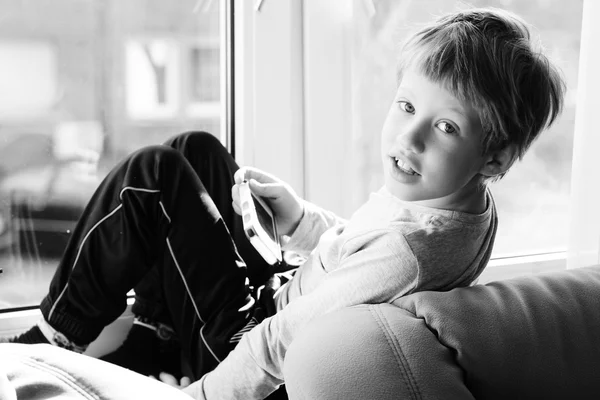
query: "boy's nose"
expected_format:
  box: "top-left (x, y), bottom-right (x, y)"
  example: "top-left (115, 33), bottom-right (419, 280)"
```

top-left (396, 121), bottom-right (425, 154)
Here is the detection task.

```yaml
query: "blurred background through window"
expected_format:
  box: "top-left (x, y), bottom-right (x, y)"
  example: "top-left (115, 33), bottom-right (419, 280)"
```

top-left (0, 0), bottom-right (224, 310)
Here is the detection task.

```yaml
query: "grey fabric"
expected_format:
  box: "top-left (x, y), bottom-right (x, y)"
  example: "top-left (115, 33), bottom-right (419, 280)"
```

top-left (0, 343), bottom-right (191, 400)
top-left (284, 265), bottom-right (600, 399)
top-left (283, 304), bottom-right (474, 400)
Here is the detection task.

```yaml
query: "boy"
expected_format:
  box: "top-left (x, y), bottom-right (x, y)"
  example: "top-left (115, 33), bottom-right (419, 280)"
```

top-left (4, 7), bottom-right (564, 400)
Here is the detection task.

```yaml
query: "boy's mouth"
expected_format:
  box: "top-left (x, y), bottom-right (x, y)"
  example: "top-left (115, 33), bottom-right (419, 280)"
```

top-left (392, 156), bottom-right (419, 176)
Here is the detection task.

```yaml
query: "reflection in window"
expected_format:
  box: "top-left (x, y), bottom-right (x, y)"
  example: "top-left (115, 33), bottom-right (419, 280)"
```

top-left (189, 46), bottom-right (220, 103)
top-left (0, 41), bottom-right (57, 118)
top-left (185, 43), bottom-right (221, 119)
top-left (125, 40), bottom-right (222, 122)
top-left (125, 40), bottom-right (180, 119)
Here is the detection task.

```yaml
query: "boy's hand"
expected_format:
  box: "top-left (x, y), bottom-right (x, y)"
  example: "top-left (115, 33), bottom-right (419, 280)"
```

top-left (232, 166), bottom-right (304, 237)
top-left (149, 372), bottom-right (192, 390)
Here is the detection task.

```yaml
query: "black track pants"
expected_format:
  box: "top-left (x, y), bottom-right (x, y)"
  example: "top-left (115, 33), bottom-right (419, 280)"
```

top-left (39, 131), bottom-right (274, 378)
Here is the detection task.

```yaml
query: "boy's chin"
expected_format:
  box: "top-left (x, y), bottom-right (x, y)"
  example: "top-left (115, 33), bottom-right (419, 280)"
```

top-left (384, 183), bottom-right (423, 202)
top-left (384, 182), bottom-right (450, 206)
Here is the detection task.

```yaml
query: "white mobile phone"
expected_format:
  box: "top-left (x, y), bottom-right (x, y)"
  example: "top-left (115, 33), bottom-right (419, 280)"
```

top-left (239, 180), bottom-right (282, 265)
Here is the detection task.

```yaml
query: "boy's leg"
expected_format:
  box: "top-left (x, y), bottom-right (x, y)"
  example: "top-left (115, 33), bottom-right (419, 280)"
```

top-left (156, 134), bottom-right (291, 400)
top-left (143, 131), bottom-right (278, 378)
top-left (164, 131), bottom-right (274, 285)
top-left (5, 131), bottom-right (277, 383)
top-left (32, 141), bottom-right (256, 371)
top-left (131, 131), bottom-right (273, 326)
top-left (120, 131), bottom-right (275, 377)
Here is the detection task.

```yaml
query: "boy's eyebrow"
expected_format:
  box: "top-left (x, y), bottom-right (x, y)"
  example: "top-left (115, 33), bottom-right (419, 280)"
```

top-left (396, 86), bottom-right (414, 98)
top-left (444, 105), bottom-right (469, 119)
top-left (398, 82), bottom-right (472, 121)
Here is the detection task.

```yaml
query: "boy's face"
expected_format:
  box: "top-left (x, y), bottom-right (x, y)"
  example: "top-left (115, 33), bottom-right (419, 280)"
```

top-left (381, 66), bottom-right (489, 210)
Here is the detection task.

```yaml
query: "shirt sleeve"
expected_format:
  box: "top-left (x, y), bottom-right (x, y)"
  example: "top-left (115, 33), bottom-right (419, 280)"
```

top-left (281, 200), bottom-right (347, 257)
top-left (190, 231), bottom-right (419, 400)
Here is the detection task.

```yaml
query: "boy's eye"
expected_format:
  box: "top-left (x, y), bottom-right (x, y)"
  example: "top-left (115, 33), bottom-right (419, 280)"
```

top-left (397, 101), bottom-right (415, 114)
top-left (436, 121), bottom-right (457, 135)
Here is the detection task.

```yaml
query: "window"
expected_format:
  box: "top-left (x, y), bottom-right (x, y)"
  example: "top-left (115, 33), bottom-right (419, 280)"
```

top-left (0, 0), bottom-right (227, 310)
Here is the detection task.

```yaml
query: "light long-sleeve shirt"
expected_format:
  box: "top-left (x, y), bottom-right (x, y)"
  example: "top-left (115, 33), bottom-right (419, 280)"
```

top-left (187, 186), bottom-right (497, 399)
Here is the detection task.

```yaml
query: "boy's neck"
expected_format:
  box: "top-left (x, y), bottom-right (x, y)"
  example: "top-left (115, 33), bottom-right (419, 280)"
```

top-left (412, 185), bottom-right (488, 214)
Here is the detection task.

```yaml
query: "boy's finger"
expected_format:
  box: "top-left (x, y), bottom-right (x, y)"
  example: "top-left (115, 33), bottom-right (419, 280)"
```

top-left (241, 167), bottom-right (278, 184)
top-left (248, 179), bottom-right (280, 198)
top-left (231, 184), bottom-right (240, 204)
top-left (158, 372), bottom-right (178, 386)
top-left (233, 167), bottom-right (248, 184)
top-left (180, 376), bottom-right (192, 387)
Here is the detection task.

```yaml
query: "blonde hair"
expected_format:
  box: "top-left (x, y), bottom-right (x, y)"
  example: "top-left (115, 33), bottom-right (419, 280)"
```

top-left (396, 8), bottom-right (565, 179)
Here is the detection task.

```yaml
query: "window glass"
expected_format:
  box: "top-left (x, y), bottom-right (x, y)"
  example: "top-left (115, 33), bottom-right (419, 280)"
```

top-left (0, 0), bottom-right (224, 310)
top-left (350, 0), bottom-right (582, 257)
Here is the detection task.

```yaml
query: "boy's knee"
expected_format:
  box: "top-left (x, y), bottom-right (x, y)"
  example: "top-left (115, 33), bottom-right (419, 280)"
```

top-left (165, 131), bottom-right (225, 156)
top-left (129, 145), bottom-right (184, 169)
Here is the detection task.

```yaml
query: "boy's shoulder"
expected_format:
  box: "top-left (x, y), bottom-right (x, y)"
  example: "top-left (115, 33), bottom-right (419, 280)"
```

top-left (348, 188), bottom-right (496, 269)
top-left (350, 187), bottom-right (495, 233)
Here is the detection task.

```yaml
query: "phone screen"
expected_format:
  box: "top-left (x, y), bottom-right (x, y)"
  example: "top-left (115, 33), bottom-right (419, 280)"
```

top-left (252, 193), bottom-right (277, 242)
top-left (252, 194), bottom-right (277, 242)
top-left (241, 182), bottom-right (282, 265)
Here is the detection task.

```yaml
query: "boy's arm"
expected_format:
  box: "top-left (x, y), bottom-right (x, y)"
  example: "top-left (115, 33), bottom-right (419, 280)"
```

top-left (185, 231), bottom-right (417, 400)
top-left (280, 199), bottom-right (347, 257)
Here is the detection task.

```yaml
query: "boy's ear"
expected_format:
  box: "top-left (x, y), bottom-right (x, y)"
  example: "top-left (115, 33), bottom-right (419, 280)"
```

top-left (479, 144), bottom-right (519, 178)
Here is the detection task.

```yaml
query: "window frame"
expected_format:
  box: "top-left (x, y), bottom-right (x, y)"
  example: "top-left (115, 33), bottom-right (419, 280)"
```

top-left (566, 0), bottom-right (600, 269)
top-left (233, 0), bottom-right (305, 195)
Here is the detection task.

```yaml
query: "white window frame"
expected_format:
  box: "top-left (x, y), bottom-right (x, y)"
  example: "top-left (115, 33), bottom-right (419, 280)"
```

top-left (566, 0), bottom-right (600, 269)
top-left (233, 0), bottom-right (305, 195)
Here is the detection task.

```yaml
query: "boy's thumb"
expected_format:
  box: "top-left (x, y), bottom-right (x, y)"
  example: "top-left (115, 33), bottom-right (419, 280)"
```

top-left (249, 179), bottom-right (277, 197)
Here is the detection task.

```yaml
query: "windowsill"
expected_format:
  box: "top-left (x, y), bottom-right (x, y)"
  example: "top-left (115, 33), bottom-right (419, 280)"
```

top-left (479, 251), bottom-right (567, 284)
